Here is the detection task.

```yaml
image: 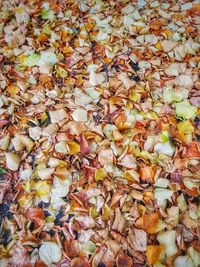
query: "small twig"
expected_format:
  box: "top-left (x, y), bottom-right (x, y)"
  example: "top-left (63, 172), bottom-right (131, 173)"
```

top-left (78, 6), bottom-right (109, 82)
top-left (78, 3), bottom-right (131, 83)
top-left (107, 48), bottom-right (131, 66)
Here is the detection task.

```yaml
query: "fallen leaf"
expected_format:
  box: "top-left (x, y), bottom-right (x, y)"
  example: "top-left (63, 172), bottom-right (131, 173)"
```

top-left (98, 149), bottom-right (114, 166)
top-left (146, 245), bottom-right (165, 265)
top-left (128, 228), bottom-right (147, 252)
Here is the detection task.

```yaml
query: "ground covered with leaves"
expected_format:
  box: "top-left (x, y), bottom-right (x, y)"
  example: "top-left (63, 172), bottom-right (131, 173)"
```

top-left (0, 0), bottom-right (200, 266)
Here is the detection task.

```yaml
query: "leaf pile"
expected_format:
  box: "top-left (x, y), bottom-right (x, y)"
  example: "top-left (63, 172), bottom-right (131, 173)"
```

top-left (0, 0), bottom-right (200, 267)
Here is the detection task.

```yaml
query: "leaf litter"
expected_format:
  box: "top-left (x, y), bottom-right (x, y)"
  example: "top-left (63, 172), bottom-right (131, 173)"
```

top-left (0, 0), bottom-right (200, 266)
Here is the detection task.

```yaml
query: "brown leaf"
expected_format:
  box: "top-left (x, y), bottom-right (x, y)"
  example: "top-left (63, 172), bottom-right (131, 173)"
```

top-left (116, 250), bottom-right (133, 267)
top-left (128, 228), bottom-right (147, 252)
top-left (102, 240), bottom-right (121, 267)
top-left (112, 208), bottom-right (126, 233)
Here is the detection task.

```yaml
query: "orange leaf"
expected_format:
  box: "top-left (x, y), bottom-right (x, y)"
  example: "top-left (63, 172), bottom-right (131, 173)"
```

top-left (26, 207), bottom-right (45, 227)
top-left (7, 125), bottom-right (18, 136)
top-left (93, 45), bottom-right (105, 58)
top-left (132, 50), bottom-right (144, 60)
top-left (115, 113), bottom-right (127, 128)
top-left (186, 188), bottom-right (199, 197)
top-left (86, 23), bottom-right (95, 31)
top-left (39, 74), bottom-right (52, 84)
top-left (184, 142), bottom-right (200, 158)
top-left (37, 33), bottom-right (49, 42)
top-left (190, 240), bottom-right (200, 252)
top-left (139, 166), bottom-right (154, 182)
top-left (110, 96), bottom-right (123, 105)
top-left (149, 20), bottom-right (164, 30)
top-left (136, 213), bottom-right (160, 234)
top-left (7, 85), bottom-right (20, 96)
top-left (187, 3), bottom-right (200, 16)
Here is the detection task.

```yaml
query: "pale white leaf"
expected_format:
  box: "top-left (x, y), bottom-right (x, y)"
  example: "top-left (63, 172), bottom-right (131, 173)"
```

top-left (39, 242), bottom-right (61, 265)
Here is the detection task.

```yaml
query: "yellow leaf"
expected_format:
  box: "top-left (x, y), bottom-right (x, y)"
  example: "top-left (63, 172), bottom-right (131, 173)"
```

top-left (146, 245), bottom-right (165, 265)
top-left (63, 46), bottom-right (74, 54)
top-left (15, 7), bottom-right (25, 14)
top-left (80, 26), bottom-right (86, 31)
top-left (89, 207), bottom-right (98, 218)
top-left (103, 58), bottom-right (112, 64)
top-left (146, 73), bottom-right (153, 81)
top-left (137, 204), bottom-right (146, 215)
top-left (86, 23), bottom-right (95, 31)
top-left (79, 33), bottom-right (87, 39)
top-left (155, 41), bottom-right (162, 50)
top-left (95, 168), bottom-right (107, 181)
top-left (41, 112), bottom-right (48, 122)
top-left (143, 191), bottom-right (154, 203)
top-left (161, 123), bottom-right (169, 131)
top-left (162, 29), bottom-right (173, 38)
top-left (102, 204), bottom-right (111, 221)
top-left (23, 179), bottom-right (34, 192)
top-left (18, 54), bottom-right (27, 64)
top-left (112, 129), bottom-right (124, 141)
top-left (35, 181), bottom-right (51, 196)
top-left (177, 121), bottom-right (194, 134)
top-left (7, 85), bottom-right (20, 96)
top-left (129, 92), bottom-right (139, 102)
top-left (66, 141), bottom-right (80, 155)
top-left (46, 215), bottom-right (56, 222)
top-left (124, 169), bottom-right (139, 182)
top-left (125, 101), bottom-right (133, 110)
top-left (18, 195), bottom-right (33, 207)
